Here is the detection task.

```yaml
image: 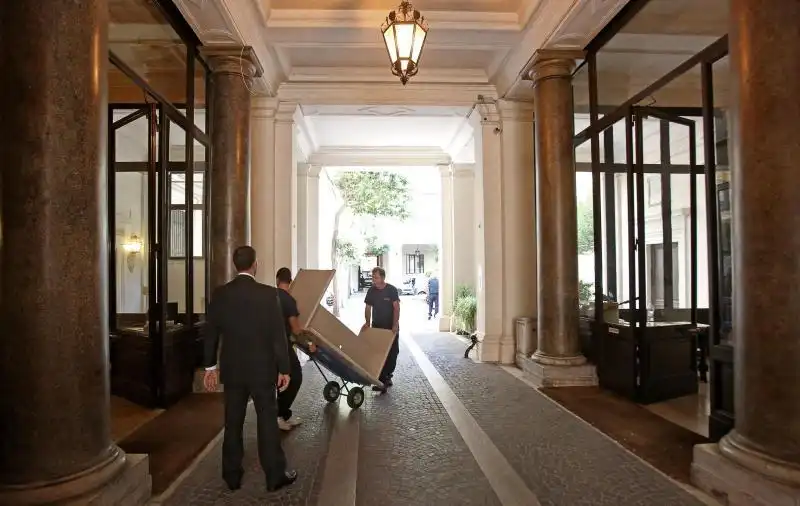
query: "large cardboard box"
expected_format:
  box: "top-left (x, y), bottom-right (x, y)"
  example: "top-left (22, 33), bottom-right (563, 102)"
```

top-left (288, 269), bottom-right (395, 383)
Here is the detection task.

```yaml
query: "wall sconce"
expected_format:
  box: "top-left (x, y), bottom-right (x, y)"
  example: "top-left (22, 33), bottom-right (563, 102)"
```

top-left (122, 235), bottom-right (143, 273)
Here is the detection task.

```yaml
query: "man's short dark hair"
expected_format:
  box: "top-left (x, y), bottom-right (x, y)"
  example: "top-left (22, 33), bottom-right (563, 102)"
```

top-left (276, 267), bottom-right (292, 284)
top-left (233, 246), bottom-right (256, 272)
top-left (371, 267), bottom-right (386, 279)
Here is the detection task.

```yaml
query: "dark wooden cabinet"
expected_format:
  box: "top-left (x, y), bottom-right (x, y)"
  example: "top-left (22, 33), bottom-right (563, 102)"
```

top-left (110, 321), bottom-right (203, 408)
top-left (592, 320), bottom-right (699, 404)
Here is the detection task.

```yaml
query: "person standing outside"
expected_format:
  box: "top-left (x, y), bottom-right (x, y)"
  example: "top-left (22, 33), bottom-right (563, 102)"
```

top-left (203, 246), bottom-right (297, 493)
top-left (275, 267), bottom-right (315, 431)
top-left (362, 267), bottom-right (400, 392)
top-left (427, 273), bottom-right (440, 320)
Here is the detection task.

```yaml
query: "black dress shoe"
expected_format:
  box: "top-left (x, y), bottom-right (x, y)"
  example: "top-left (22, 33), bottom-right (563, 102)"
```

top-left (225, 479), bottom-right (241, 491)
top-left (267, 470), bottom-right (298, 492)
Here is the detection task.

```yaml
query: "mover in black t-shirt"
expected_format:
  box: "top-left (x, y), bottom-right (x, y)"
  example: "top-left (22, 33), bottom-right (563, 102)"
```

top-left (275, 267), bottom-right (313, 431)
top-left (362, 267), bottom-right (400, 392)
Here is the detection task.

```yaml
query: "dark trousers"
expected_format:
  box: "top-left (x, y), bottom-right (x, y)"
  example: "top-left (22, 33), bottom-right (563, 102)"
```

top-left (428, 293), bottom-right (439, 316)
top-left (379, 334), bottom-right (400, 381)
top-left (277, 349), bottom-right (303, 420)
top-left (222, 383), bottom-right (287, 487)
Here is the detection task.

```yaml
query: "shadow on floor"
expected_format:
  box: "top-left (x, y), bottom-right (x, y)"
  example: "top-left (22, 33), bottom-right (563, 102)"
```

top-left (118, 393), bottom-right (224, 494)
top-left (540, 386), bottom-right (709, 485)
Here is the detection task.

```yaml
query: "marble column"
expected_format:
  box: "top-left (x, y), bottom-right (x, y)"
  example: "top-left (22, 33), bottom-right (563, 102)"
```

top-left (470, 106), bottom-right (506, 362)
top-left (306, 165), bottom-right (322, 268)
top-left (498, 100), bottom-right (537, 359)
top-left (0, 0), bottom-right (128, 503)
top-left (528, 52), bottom-right (596, 386)
top-left (200, 46), bottom-right (262, 290)
top-left (452, 164), bottom-right (475, 291)
top-left (692, 1), bottom-right (800, 503)
top-left (439, 164), bottom-right (455, 332)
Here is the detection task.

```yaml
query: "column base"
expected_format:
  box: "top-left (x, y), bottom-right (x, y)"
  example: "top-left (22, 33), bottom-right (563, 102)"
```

top-left (0, 447), bottom-right (151, 506)
top-left (692, 442), bottom-right (800, 506)
top-left (475, 333), bottom-right (499, 363)
top-left (474, 334), bottom-right (516, 364)
top-left (519, 351), bottom-right (597, 387)
top-left (438, 314), bottom-right (452, 332)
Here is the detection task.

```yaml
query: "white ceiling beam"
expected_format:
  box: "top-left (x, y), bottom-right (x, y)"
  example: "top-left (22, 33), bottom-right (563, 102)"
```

top-left (310, 147), bottom-right (451, 167)
top-left (278, 82), bottom-right (497, 107)
top-left (287, 67), bottom-right (490, 85)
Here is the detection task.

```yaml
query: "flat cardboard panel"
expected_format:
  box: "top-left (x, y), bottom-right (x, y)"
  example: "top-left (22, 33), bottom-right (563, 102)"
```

top-left (289, 269), bottom-right (335, 328)
top-left (309, 308), bottom-right (395, 383)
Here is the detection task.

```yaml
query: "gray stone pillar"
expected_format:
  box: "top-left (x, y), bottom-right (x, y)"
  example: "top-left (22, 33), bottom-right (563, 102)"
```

top-left (0, 0), bottom-right (129, 503)
top-left (692, 1), bottom-right (800, 503)
top-left (527, 52), bottom-right (596, 387)
top-left (201, 46), bottom-right (263, 290)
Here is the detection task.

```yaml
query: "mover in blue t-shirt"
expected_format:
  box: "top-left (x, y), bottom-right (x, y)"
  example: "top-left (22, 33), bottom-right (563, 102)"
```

top-left (362, 266), bottom-right (400, 392)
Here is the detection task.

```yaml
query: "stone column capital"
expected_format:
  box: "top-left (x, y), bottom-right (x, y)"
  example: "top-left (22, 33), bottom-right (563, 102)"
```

top-left (498, 99), bottom-right (535, 122)
top-left (526, 49), bottom-right (583, 84)
top-left (200, 45), bottom-right (263, 78)
top-left (453, 164), bottom-right (475, 178)
top-left (275, 101), bottom-right (300, 124)
top-left (307, 164), bottom-right (323, 178)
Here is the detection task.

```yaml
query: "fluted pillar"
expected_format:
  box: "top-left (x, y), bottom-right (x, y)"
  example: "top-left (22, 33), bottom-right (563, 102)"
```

top-left (498, 100), bottom-right (537, 360)
top-left (201, 46), bottom-right (262, 290)
top-left (528, 52), bottom-right (597, 386)
top-left (692, 1), bottom-right (800, 503)
top-left (452, 164), bottom-right (475, 291)
top-left (439, 164), bottom-right (455, 331)
top-left (297, 164), bottom-right (310, 269)
top-left (306, 165), bottom-right (322, 268)
top-left (0, 0), bottom-right (129, 503)
top-left (250, 100), bottom-right (299, 280)
top-left (470, 105), bottom-right (506, 362)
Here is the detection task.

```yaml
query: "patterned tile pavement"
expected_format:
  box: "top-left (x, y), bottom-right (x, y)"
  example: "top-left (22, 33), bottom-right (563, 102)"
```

top-left (412, 332), bottom-right (706, 506)
top-left (162, 352), bottom-right (333, 506)
top-left (356, 348), bottom-right (502, 506)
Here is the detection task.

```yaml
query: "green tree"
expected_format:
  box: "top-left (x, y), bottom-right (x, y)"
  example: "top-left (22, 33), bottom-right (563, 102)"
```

top-left (577, 200), bottom-right (594, 255)
top-left (330, 171), bottom-right (411, 314)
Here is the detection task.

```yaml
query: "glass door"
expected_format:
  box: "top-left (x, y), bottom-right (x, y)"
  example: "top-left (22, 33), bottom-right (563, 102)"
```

top-left (631, 106), bottom-right (703, 403)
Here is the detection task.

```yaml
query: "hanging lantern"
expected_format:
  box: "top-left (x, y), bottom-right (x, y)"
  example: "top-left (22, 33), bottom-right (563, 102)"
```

top-left (381, 1), bottom-right (429, 85)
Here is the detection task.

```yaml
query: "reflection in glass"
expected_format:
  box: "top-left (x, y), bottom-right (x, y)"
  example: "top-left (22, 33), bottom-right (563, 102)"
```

top-left (713, 56), bottom-right (733, 345)
top-left (108, 0), bottom-right (187, 103)
top-left (114, 111), bottom-right (150, 318)
top-left (595, 0), bottom-right (728, 109)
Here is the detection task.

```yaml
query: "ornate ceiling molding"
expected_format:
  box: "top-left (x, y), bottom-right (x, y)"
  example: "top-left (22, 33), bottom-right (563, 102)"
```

top-left (309, 147), bottom-right (451, 167)
top-left (172, 0), bottom-right (284, 95)
top-left (267, 9), bottom-right (520, 31)
top-left (546, 0), bottom-right (630, 50)
top-left (287, 67), bottom-right (490, 85)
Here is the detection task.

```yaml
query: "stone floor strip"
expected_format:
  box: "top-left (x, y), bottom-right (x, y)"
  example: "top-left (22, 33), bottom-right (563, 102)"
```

top-left (316, 401), bottom-right (361, 506)
top-left (402, 334), bottom-right (542, 506)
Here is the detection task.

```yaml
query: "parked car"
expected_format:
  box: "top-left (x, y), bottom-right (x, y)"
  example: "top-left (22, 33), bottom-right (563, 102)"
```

top-left (401, 274), bottom-right (429, 296)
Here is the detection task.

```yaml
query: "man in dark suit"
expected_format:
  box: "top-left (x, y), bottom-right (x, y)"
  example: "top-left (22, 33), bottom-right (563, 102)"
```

top-left (203, 246), bottom-right (298, 492)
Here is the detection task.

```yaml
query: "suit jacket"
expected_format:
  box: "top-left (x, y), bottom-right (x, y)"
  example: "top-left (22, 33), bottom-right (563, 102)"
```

top-left (203, 274), bottom-right (291, 387)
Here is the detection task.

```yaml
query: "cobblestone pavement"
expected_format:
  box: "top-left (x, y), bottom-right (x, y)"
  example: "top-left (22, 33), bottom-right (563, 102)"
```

top-left (356, 348), bottom-right (501, 506)
top-left (160, 293), bottom-right (710, 506)
top-left (162, 353), bottom-right (333, 506)
top-left (412, 332), bottom-right (705, 506)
